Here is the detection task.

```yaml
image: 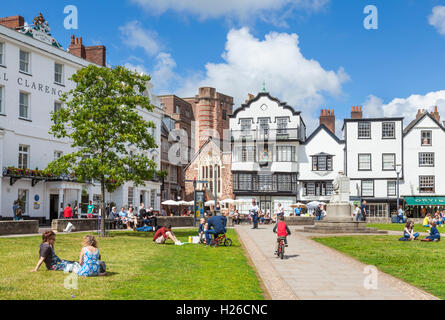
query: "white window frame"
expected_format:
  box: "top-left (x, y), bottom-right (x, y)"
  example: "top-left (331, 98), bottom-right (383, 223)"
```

top-left (0, 85), bottom-right (4, 114)
top-left (19, 91), bottom-right (30, 120)
top-left (382, 154), bottom-right (396, 171)
top-left (18, 144), bottom-right (30, 169)
top-left (358, 154), bottom-right (371, 171)
top-left (387, 181), bottom-right (396, 197)
top-left (19, 50), bottom-right (30, 74)
top-left (0, 42), bottom-right (4, 66)
top-left (361, 180), bottom-right (374, 197)
top-left (54, 62), bottom-right (64, 85)
top-left (128, 187), bottom-right (134, 206)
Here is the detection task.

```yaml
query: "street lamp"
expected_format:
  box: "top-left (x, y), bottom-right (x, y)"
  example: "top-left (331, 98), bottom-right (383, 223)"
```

top-left (396, 163), bottom-right (403, 210)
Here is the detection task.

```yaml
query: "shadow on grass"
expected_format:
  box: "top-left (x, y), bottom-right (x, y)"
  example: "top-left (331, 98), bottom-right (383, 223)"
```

top-left (103, 272), bottom-right (119, 277)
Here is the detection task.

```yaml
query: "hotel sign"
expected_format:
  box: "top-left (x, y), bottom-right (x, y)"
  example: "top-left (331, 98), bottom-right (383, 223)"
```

top-left (0, 72), bottom-right (65, 97)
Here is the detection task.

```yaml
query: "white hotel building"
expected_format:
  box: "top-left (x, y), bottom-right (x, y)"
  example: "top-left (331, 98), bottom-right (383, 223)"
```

top-left (0, 15), bottom-right (162, 224)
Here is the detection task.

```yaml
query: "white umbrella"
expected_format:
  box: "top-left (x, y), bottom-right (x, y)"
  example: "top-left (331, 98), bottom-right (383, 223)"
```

top-left (306, 201), bottom-right (325, 209)
top-left (204, 200), bottom-right (218, 206)
top-left (161, 200), bottom-right (179, 206)
top-left (220, 199), bottom-right (236, 204)
top-left (177, 200), bottom-right (190, 206)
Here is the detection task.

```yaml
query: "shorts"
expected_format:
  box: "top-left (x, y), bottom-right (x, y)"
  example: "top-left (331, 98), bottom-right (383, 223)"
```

top-left (155, 231), bottom-right (171, 244)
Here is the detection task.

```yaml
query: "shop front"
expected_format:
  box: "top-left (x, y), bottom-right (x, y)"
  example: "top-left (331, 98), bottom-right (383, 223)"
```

top-left (403, 196), bottom-right (445, 218)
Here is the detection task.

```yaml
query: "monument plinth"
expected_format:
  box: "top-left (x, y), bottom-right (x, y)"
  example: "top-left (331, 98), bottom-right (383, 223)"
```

top-left (302, 172), bottom-right (387, 234)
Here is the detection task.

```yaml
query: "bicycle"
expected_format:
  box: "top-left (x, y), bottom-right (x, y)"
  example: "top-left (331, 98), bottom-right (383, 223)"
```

top-left (276, 237), bottom-right (286, 259)
top-left (214, 233), bottom-right (233, 247)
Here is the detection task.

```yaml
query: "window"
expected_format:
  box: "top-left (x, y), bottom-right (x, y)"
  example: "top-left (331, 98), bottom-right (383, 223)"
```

top-left (54, 151), bottom-right (63, 160)
top-left (419, 176), bottom-right (434, 193)
top-left (0, 42), bottom-right (4, 66)
top-left (240, 119), bottom-right (252, 132)
top-left (387, 181), bottom-right (396, 196)
top-left (238, 174), bottom-right (252, 190)
top-left (128, 187), bottom-right (134, 206)
top-left (312, 155), bottom-right (333, 171)
top-left (19, 50), bottom-right (30, 74)
top-left (277, 174), bottom-right (292, 192)
top-left (18, 145), bottom-right (30, 169)
top-left (234, 146), bottom-right (256, 162)
top-left (222, 110), bottom-right (227, 120)
top-left (358, 154), bottom-right (371, 171)
top-left (0, 86), bottom-right (4, 114)
top-left (303, 182), bottom-right (333, 196)
top-left (361, 180), bottom-right (374, 197)
top-left (18, 189), bottom-right (29, 214)
top-left (358, 122), bottom-right (371, 139)
top-left (419, 152), bottom-right (434, 167)
top-left (367, 203), bottom-right (389, 218)
top-left (175, 105), bottom-right (180, 114)
top-left (19, 92), bottom-right (30, 119)
top-left (258, 175), bottom-right (273, 191)
top-left (259, 118), bottom-right (269, 134)
top-left (169, 166), bottom-right (177, 183)
top-left (53, 101), bottom-right (62, 124)
top-left (382, 122), bottom-right (395, 139)
top-left (382, 154), bottom-right (395, 170)
top-left (276, 118), bottom-right (288, 134)
top-left (421, 131), bottom-right (432, 146)
top-left (277, 146), bottom-right (295, 162)
top-left (54, 63), bottom-right (63, 84)
top-left (150, 190), bottom-right (156, 208)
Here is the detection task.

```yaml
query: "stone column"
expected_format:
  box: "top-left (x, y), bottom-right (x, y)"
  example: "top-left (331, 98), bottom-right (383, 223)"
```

top-left (77, 189), bottom-right (82, 217)
top-left (58, 188), bottom-right (64, 219)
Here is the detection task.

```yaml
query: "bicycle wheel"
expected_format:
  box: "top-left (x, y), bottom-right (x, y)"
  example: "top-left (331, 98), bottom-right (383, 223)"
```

top-left (224, 238), bottom-right (232, 247)
top-left (280, 243), bottom-right (284, 259)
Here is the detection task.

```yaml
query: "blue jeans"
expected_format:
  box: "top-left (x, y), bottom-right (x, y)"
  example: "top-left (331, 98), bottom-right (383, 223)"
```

top-left (404, 232), bottom-right (419, 240)
top-left (252, 214), bottom-right (258, 228)
top-left (205, 229), bottom-right (219, 245)
top-left (316, 215), bottom-right (322, 221)
top-left (426, 234), bottom-right (440, 241)
top-left (396, 215), bottom-right (404, 223)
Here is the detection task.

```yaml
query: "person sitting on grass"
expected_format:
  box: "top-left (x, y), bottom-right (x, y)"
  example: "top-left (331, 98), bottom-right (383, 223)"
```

top-left (433, 212), bottom-right (444, 228)
top-left (198, 218), bottom-right (208, 244)
top-left (205, 212), bottom-right (227, 247)
top-left (76, 235), bottom-right (106, 277)
top-left (400, 220), bottom-right (419, 241)
top-left (31, 231), bottom-right (75, 272)
top-left (423, 222), bottom-right (441, 242)
top-left (153, 225), bottom-right (183, 245)
top-left (423, 214), bottom-right (432, 229)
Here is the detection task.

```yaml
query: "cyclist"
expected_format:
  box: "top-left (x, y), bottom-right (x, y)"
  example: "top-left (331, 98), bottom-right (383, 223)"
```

top-left (205, 212), bottom-right (227, 246)
top-left (273, 216), bottom-right (291, 255)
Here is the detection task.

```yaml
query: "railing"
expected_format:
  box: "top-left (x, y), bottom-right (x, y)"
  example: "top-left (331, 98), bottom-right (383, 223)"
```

top-left (231, 128), bottom-right (301, 141)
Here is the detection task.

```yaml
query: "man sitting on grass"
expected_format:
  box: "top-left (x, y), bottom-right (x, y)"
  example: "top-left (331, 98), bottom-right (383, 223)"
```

top-left (153, 225), bottom-right (183, 245)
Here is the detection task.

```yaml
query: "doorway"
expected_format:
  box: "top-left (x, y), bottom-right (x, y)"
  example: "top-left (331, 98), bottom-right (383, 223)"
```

top-left (49, 195), bottom-right (59, 221)
top-left (260, 200), bottom-right (271, 214)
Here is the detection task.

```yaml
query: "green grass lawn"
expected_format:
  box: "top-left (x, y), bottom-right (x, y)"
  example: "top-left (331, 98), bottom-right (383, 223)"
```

top-left (367, 223), bottom-right (443, 233)
top-left (313, 235), bottom-right (445, 299)
top-left (0, 229), bottom-right (264, 300)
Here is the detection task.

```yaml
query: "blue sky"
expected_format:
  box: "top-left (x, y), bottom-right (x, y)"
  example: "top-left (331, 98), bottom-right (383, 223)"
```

top-left (3, 0), bottom-right (445, 132)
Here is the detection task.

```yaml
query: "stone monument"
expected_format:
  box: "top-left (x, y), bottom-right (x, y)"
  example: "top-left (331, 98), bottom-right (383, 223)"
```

top-left (302, 171), bottom-right (387, 234)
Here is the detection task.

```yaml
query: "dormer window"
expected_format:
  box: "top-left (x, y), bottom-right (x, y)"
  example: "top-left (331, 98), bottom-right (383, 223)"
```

top-left (276, 117), bottom-right (288, 134)
top-left (312, 153), bottom-right (333, 171)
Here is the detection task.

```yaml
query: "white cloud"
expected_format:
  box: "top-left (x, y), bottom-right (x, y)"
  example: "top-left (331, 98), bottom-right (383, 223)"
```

top-left (363, 91), bottom-right (445, 123)
top-left (119, 21), bottom-right (161, 56)
top-left (428, 6), bottom-right (445, 35)
top-left (124, 63), bottom-right (149, 75)
top-left (130, 0), bottom-right (329, 23)
top-left (151, 52), bottom-right (180, 94)
top-left (176, 27), bottom-right (348, 132)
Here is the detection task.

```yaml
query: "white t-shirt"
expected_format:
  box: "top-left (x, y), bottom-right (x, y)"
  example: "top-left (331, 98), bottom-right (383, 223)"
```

top-left (250, 205), bottom-right (259, 215)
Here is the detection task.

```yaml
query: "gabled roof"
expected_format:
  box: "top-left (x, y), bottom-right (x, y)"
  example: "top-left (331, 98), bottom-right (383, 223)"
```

top-left (229, 92), bottom-right (301, 118)
top-left (303, 124), bottom-right (344, 145)
top-left (310, 152), bottom-right (336, 157)
top-left (403, 112), bottom-right (445, 136)
top-left (183, 137), bottom-right (222, 171)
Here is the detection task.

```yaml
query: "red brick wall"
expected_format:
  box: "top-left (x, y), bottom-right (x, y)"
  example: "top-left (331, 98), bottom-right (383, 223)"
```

top-left (85, 46), bottom-right (106, 67)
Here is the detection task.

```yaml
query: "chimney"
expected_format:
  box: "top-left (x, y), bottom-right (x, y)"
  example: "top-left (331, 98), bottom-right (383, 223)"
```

top-left (351, 106), bottom-right (363, 119)
top-left (85, 46), bottom-right (106, 67)
top-left (0, 15), bottom-right (25, 29)
top-left (68, 35), bottom-right (107, 66)
top-left (319, 108), bottom-right (335, 134)
top-left (245, 93), bottom-right (254, 104)
top-left (416, 108), bottom-right (426, 119)
top-left (432, 106), bottom-right (440, 123)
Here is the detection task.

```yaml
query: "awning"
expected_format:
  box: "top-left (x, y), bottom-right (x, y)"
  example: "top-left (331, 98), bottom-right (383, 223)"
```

top-left (404, 197), bottom-right (445, 206)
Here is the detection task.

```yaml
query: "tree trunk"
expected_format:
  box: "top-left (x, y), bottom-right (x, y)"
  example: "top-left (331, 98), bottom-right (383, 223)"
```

top-left (100, 178), bottom-right (106, 237)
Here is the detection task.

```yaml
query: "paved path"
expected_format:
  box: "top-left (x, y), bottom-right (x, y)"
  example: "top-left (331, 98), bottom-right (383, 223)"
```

top-left (236, 224), bottom-right (438, 300)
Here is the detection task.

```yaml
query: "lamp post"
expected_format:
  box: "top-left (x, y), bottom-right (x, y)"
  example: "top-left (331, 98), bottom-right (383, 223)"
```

top-left (396, 164), bottom-right (403, 210)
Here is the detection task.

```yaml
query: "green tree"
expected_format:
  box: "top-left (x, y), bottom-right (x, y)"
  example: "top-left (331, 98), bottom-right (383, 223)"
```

top-left (46, 65), bottom-right (161, 236)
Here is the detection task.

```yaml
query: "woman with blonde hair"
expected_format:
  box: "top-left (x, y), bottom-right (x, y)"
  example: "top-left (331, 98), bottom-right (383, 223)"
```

top-left (76, 235), bottom-right (106, 277)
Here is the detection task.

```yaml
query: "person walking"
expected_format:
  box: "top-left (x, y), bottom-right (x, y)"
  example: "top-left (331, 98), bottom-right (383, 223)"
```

top-left (359, 200), bottom-right (367, 222)
top-left (250, 198), bottom-right (259, 229)
top-left (397, 205), bottom-right (405, 224)
top-left (315, 203), bottom-right (323, 221)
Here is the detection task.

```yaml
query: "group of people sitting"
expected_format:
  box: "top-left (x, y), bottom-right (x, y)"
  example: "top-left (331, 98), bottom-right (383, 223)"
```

top-left (32, 231), bottom-right (106, 277)
top-left (400, 220), bottom-right (441, 242)
top-left (108, 202), bottom-right (158, 231)
top-left (422, 212), bottom-right (445, 228)
top-left (198, 212), bottom-right (228, 246)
